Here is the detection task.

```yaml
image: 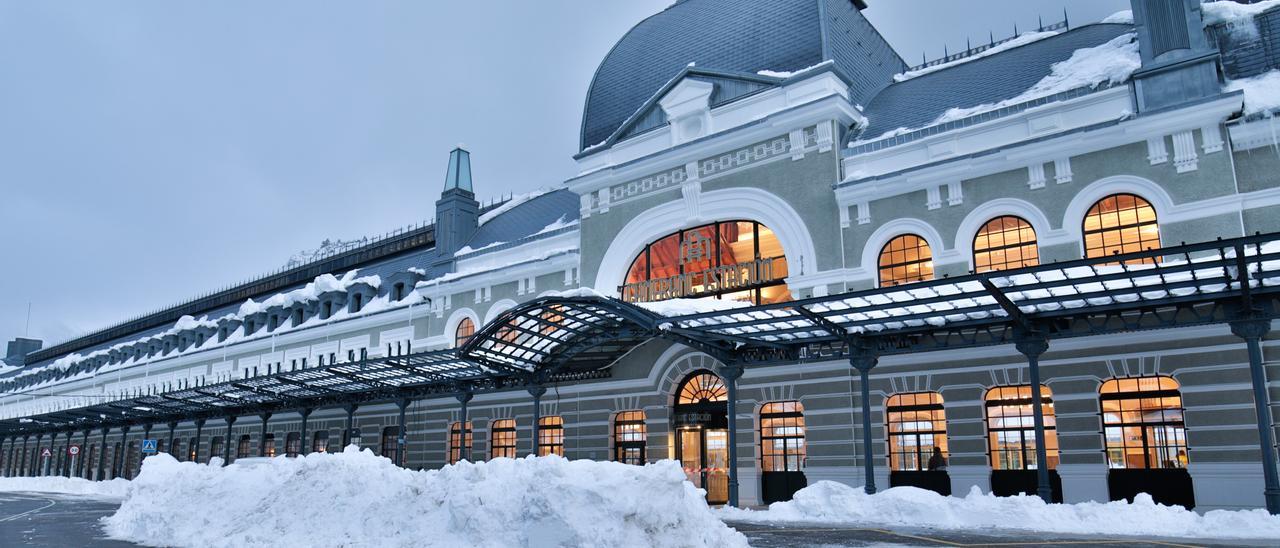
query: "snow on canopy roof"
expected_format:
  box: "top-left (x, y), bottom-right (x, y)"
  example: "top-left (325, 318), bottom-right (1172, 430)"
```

top-left (851, 23), bottom-right (1135, 147)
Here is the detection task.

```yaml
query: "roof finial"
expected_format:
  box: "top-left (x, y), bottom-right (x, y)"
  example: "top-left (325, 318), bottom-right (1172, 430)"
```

top-left (989, 30), bottom-right (995, 47)
top-left (1038, 15), bottom-right (1044, 32)
top-left (1063, 8), bottom-right (1070, 30)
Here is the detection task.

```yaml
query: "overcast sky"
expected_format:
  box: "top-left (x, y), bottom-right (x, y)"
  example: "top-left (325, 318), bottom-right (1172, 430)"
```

top-left (0, 0), bottom-right (1129, 349)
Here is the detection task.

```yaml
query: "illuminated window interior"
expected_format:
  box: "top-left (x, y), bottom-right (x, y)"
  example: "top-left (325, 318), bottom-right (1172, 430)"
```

top-left (381, 426), bottom-right (401, 462)
top-left (613, 411), bottom-right (647, 465)
top-left (974, 216), bottom-right (1039, 272)
top-left (537, 416), bottom-right (564, 457)
top-left (285, 432), bottom-right (301, 457)
top-left (449, 421), bottom-right (473, 463)
top-left (622, 220), bottom-right (789, 305)
top-left (985, 385), bottom-right (1058, 470)
top-left (1101, 376), bottom-right (1188, 470)
top-left (760, 401), bottom-right (806, 472)
top-left (887, 392), bottom-right (948, 471)
top-left (1083, 193), bottom-right (1160, 264)
top-left (236, 435), bottom-right (252, 459)
top-left (312, 431), bottom-right (329, 454)
top-left (454, 317), bottom-right (476, 348)
top-left (878, 234), bottom-right (934, 287)
top-left (490, 419), bottom-right (517, 459)
top-left (263, 433), bottom-right (276, 458)
top-left (677, 373), bottom-right (727, 405)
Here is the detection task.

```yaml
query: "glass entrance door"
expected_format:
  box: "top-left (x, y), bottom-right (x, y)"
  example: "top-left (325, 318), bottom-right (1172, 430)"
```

top-left (680, 429), bottom-right (702, 490)
top-left (677, 427), bottom-right (729, 505)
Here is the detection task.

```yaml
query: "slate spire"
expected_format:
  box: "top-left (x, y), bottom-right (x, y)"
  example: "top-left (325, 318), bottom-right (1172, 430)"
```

top-left (435, 146), bottom-right (480, 258)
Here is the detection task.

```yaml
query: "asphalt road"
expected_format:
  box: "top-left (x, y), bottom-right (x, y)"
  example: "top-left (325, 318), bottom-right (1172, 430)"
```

top-left (0, 492), bottom-right (1269, 547)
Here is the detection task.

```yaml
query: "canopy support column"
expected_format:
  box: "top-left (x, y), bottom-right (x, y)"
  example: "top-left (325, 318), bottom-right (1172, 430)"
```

top-left (115, 426), bottom-right (130, 479)
top-left (299, 409), bottom-right (312, 457)
top-left (1016, 335), bottom-right (1053, 504)
top-left (193, 419), bottom-right (205, 463)
top-left (78, 430), bottom-right (90, 478)
top-left (34, 433), bottom-right (44, 476)
top-left (222, 416), bottom-right (235, 465)
top-left (167, 422), bottom-right (178, 460)
top-left (96, 428), bottom-right (108, 481)
top-left (528, 385), bottom-right (546, 456)
top-left (395, 400), bottom-right (409, 467)
top-left (138, 424), bottom-right (152, 478)
top-left (851, 355), bottom-right (878, 494)
top-left (342, 405), bottom-right (358, 449)
top-left (1232, 319), bottom-right (1280, 515)
top-left (720, 363), bottom-right (744, 508)
top-left (258, 413), bottom-right (272, 457)
top-left (457, 391), bottom-right (473, 462)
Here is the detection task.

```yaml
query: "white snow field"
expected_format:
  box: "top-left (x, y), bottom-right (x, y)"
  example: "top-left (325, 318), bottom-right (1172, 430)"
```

top-left (718, 481), bottom-right (1280, 540)
top-left (103, 447), bottom-right (749, 548)
top-left (0, 475), bottom-right (130, 499)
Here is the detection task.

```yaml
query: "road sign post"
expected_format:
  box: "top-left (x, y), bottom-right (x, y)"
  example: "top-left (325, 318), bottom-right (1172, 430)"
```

top-left (40, 448), bottom-right (52, 476)
top-left (141, 439), bottom-right (158, 455)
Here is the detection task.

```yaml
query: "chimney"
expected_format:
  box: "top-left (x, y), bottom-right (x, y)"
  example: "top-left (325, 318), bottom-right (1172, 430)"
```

top-left (434, 147), bottom-right (480, 258)
top-left (1129, 0), bottom-right (1222, 112)
top-left (4, 337), bottom-right (42, 367)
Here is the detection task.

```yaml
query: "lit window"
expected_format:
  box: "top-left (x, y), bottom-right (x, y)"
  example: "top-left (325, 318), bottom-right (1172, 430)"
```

top-left (449, 421), bottom-right (473, 463)
top-left (621, 220), bottom-right (790, 305)
top-left (312, 431), bottom-right (329, 454)
top-left (1083, 193), bottom-right (1160, 264)
top-left (760, 401), bottom-right (806, 472)
top-left (209, 437), bottom-right (223, 463)
top-left (886, 392), bottom-right (948, 471)
top-left (537, 416), bottom-right (564, 457)
top-left (613, 411), bottom-right (646, 465)
top-left (490, 419), bottom-right (517, 459)
top-left (985, 385), bottom-right (1058, 470)
top-left (677, 373), bottom-right (727, 405)
top-left (263, 433), bottom-right (276, 458)
top-left (1101, 376), bottom-right (1188, 469)
top-left (454, 317), bottom-right (476, 348)
top-left (878, 234), bottom-right (934, 287)
top-left (236, 435), bottom-right (252, 459)
top-left (974, 216), bottom-right (1038, 272)
top-left (285, 432), bottom-right (301, 457)
top-left (381, 426), bottom-right (401, 463)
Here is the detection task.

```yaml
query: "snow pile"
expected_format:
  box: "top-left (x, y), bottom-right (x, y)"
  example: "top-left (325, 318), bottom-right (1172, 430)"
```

top-left (104, 449), bottom-right (746, 548)
top-left (756, 60), bottom-right (835, 79)
top-left (0, 476), bottom-right (130, 499)
top-left (1100, 10), bottom-right (1133, 24)
top-left (895, 31), bottom-right (1059, 82)
top-left (1204, 0), bottom-right (1280, 38)
top-left (720, 482), bottom-right (1280, 540)
top-left (934, 33), bottom-right (1140, 125)
top-left (637, 297), bottom-right (753, 317)
top-left (478, 188), bottom-right (555, 226)
top-left (1226, 70), bottom-right (1280, 115)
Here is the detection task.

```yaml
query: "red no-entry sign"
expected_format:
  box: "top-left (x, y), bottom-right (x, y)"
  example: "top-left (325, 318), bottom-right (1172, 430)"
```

top-left (68, 445), bottom-right (81, 456)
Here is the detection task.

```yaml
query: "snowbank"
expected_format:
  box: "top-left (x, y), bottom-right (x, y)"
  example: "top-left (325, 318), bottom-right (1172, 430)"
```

top-left (1101, 10), bottom-right (1133, 24)
top-left (0, 476), bottom-right (130, 499)
top-left (104, 449), bottom-right (747, 548)
top-left (1226, 69), bottom-right (1280, 115)
top-left (719, 482), bottom-right (1280, 540)
top-left (637, 297), bottom-right (752, 317)
top-left (1204, 0), bottom-right (1280, 38)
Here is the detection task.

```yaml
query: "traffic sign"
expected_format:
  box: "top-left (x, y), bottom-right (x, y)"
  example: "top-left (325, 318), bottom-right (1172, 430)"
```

top-left (141, 439), bottom-right (158, 454)
top-left (68, 445), bottom-right (81, 456)
top-left (40, 448), bottom-right (52, 458)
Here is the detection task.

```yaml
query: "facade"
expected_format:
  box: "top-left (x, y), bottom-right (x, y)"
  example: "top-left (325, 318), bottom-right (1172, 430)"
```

top-left (3, 0), bottom-right (1280, 514)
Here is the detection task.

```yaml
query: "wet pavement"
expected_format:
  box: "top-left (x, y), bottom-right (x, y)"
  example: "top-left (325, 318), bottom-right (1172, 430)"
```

top-left (0, 492), bottom-right (137, 547)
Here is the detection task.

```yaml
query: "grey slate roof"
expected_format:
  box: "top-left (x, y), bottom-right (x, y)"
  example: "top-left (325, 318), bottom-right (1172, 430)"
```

top-left (853, 23), bottom-right (1135, 144)
top-left (580, 0), bottom-right (904, 151)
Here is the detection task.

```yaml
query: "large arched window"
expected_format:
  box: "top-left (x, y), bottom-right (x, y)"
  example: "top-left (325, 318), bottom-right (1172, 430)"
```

top-left (878, 234), bottom-right (934, 287)
top-left (677, 372), bottom-right (727, 404)
top-left (312, 431), bottom-right (329, 454)
top-left (1083, 193), bottom-right (1160, 264)
top-left (985, 385), bottom-right (1058, 470)
top-left (613, 411), bottom-right (647, 464)
top-left (1101, 376), bottom-right (1188, 469)
top-left (886, 392), bottom-right (948, 471)
top-left (449, 421), bottom-right (472, 464)
top-left (621, 220), bottom-right (789, 305)
top-left (974, 216), bottom-right (1039, 272)
top-left (490, 419), bottom-right (517, 459)
top-left (285, 432), bottom-right (301, 457)
top-left (208, 437), bottom-right (224, 463)
top-left (454, 317), bottom-right (476, 348)
top-left (537, 416), bottom-right (564, 457)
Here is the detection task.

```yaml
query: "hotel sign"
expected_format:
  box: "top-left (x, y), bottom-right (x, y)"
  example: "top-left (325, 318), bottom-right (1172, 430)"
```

top-left (620, 231), bottom-right (785, 303)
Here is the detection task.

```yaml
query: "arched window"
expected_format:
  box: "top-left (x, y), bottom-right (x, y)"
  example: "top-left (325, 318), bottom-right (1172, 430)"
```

top-left (677, 373), bottom-right (727, 405)
top-left (187, 437), bottom-right (197, 462)
top-left (537, 416), bottom-right (564, 457)
top-left (490, 419), bottom-right (516, 459)
top-left (236, 435), bottom-right (252, 459)
top-left (878, 234), bottom-right (934, 287)
top-left (622, 220), bottom-right (790, 305)
top-left (886, 392), bottom-right (948, 471)
top-left (262, 433), bottom-right (276, 457)
top-left (208, 437), bottom-right (223, 464)
top-left (156, 439), bottom-right (167, 457)
top-left (285, 432), bottom-right (301, 457)
top-left (454, 317), bottom-right (476, 348)
top-left (381, 426), bottom-right (401, 463)
top-left (312, 431), bottom-right (329, 454)
top-left (613, 411), bottom-right (646, 464)
top-left (985, 385), bottom-right (1058, 470)
top-left (1101, 376), bottom-right (1188, 469)
top-left (1083, 193), bottom-right (1160, 264)
top-left (973, 216), bottom-right (1039, 272)
top-left (448, 421), bottom-right (473, 464)
top-left (760, 402), bottom-right (806, 473)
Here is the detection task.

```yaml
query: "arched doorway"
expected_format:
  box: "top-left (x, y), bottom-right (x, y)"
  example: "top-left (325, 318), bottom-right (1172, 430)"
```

top-left (620, 220), bottom-right (790, 305)
top-left (673, 370), bottom-right (729, 504)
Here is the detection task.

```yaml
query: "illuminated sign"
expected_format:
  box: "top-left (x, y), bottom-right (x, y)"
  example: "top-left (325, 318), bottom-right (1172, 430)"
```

top-left (621, 256), bottom-right (784, 303)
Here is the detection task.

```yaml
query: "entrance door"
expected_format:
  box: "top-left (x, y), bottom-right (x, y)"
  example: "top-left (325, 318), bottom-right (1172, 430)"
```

top-left (677, 427), bottom-right (729, 505)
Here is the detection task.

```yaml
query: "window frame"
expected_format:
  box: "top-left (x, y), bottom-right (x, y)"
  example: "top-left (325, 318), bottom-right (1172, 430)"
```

top-left (973, 216), bottom-right (1039, 273)
top-left (984, 385), bottom-right (1059, 471)
top-left (1082, 193), bottom-right (1161, 265)
top-left (621, 220), bottom-right (789, 305)
top-left (490, 419), bottom-right (517, 460)
top-left (886, 392), bottom-right (949, 472)
top-left (448, 421), bottom-right (473, 464)
top-left (613, 411), bottom-right (647, 465)
top-left (454, 317), bottom-right (476, 349)
top-left (878, 234), bottom-right (935, 287)
top-left (1100, 376), bottom-right (1188, 470)
top-left (537, 416), bottom-right (564, 457)
top-left (759, 401), bottom-right (806, 473)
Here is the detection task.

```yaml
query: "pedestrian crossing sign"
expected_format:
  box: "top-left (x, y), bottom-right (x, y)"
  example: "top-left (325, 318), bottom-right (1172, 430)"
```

top-left (141, 439), bottom-right (158, 453)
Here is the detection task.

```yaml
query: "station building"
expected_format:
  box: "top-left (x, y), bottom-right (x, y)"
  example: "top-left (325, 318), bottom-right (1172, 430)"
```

top-left (3, 0), bottom-right (1280, 513)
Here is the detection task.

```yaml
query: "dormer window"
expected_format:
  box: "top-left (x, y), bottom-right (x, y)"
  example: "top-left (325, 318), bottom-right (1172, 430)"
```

top-left (392, 283), bottom-right (406, 302)
top-left (321, 302), bottom-right (333, 320)
top-left (292, 309), bottom-right (304, 327)
top-left (351, 294), bottom-right (364, 313)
